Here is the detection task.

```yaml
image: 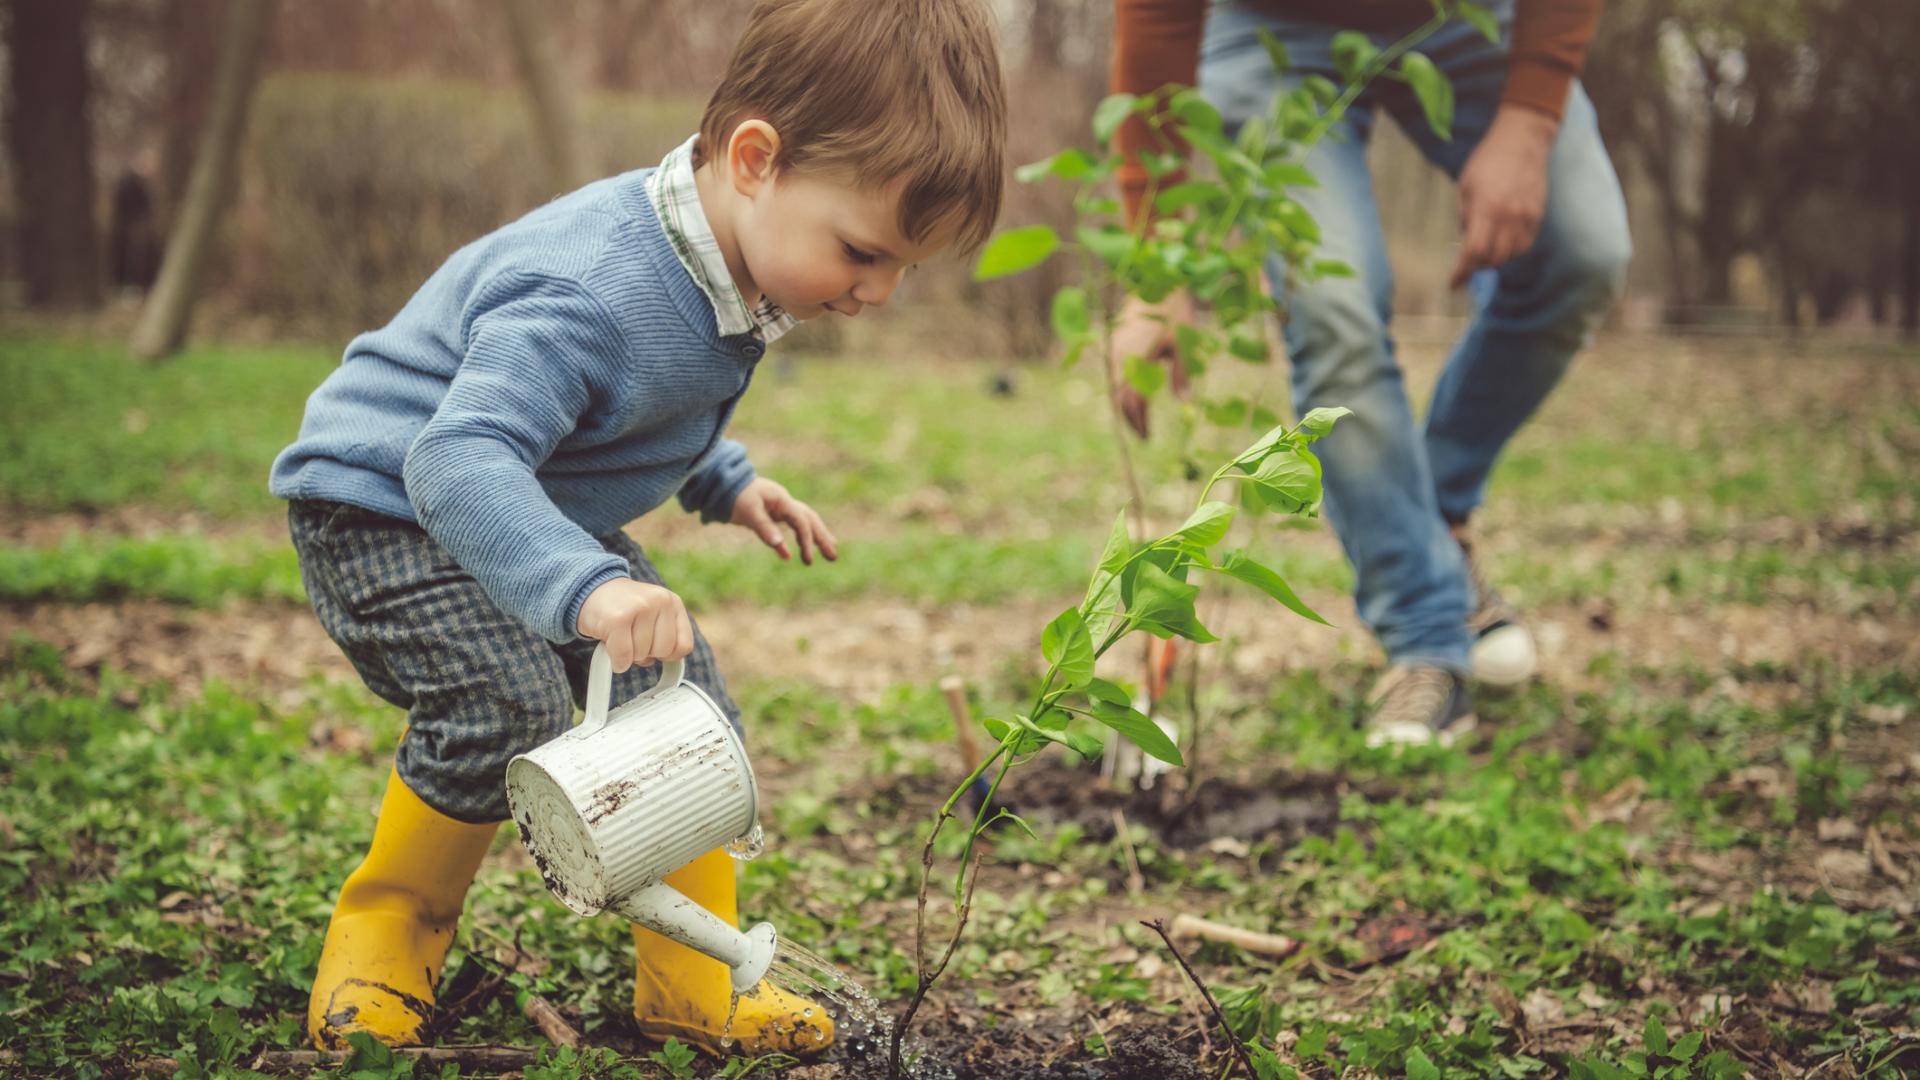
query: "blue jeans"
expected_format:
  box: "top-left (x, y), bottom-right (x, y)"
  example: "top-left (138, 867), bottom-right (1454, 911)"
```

top-left (1198, 1), bottom-right (1631, 670)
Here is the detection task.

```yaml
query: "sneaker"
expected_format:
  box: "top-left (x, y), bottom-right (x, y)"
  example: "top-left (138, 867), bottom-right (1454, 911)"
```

top-left (1461, 537), bottom-right (1538, 687)
top-left (1363, 664), bottom-right (1475, 748)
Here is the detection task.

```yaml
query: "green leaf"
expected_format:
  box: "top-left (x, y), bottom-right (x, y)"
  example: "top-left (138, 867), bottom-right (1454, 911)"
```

top-left (1124, 352), bottom-right (1168, 397)
top-left (1273, 198), bottom-right (1321, 243)
top-left (1093, 92), bottom-right (1140, 145)
top-left (1086, 677), bottom-right (1133, 707)
top-left (1399, 51), bottom-right (1453, 140)
top-left (974, 225), bottom-right (1058, 280)
top-left (1405, 1046), bottom-right (1441, 1080)
top-left (1083, 510), bottom-right (1133, 641)
top-left (1205, 397), bottom-right (1249, 427)
top-left (984, 717), bottom-right (1046, 755)
top-left (1033, 705), bottom-right (1072, 730)
top-left (1303, 75), bottom-right (1340, 106)
top-left (1214, 550), bottom-right (1330, 625)
top-left (1671, 1031), bottom-right (1703, 1061)
top-left (1248, 1043), bottom-right (1300, 1080)
top-left (1061, 338), bottom-right (1087, 371)
top-left (1309, 257), bottom-right (1356, 279)
top-left (1097, 510), bottom-right (1133, 574)
top-left (1091, 699), bottom-right (1183, 765)
top-left (1247, 449), bottom-right (1321, 513)
top-left (1141, 151), bottom-right (1186, 179)
top-left (1168, 88), bottom-right (1223, 135)
top-left (1128, 561), bottom-right (1217, 643)
top-left (1296, 405), bottom-right (1351, 440)
top-left (1016, 148), bottom-right (1098, 184)
top-left (989, 808), bottom-right (1040, 840)
top-left (1262, 161), bottom-right (1317, 189)
top-left (1050, 286), bottom-right (1090, 339)
top-left (1239, 420), bottom-right (1295, 464)
top-left (1330, 31), bottom-right (1381, 82)
top-left (1064, 729), bottom-right (1106, 760)
top-left (1256, 27), bottom-right (1291, 74)
top-left (649, 1037), bottom-right (699, 1079)
top-left (1171, 501), bottom-right (1236, 549)
top-left (1154, 181), bottom-right (1222, 213)
top-left (1174, 323), bottom-right (1219, 363)
top-left (1076, 223), bottom-right (1135, 267)
top-left (1227, 324), bottom-right (1270, 363)
top-left (1645, 1014), bottom-right (1670, 1057)
top-left (1457, 0), bottom-right (1501, 43)
top-left (1040, 607), bottom-right (1095, 689)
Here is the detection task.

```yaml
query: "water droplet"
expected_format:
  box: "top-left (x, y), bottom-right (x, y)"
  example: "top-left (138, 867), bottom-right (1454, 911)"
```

top-left (719, 989), bottom-right (741, 1051)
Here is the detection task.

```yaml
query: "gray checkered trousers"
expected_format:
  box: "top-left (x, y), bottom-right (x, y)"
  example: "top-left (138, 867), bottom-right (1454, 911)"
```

top-left (288, 498), bottom-right (740, 823)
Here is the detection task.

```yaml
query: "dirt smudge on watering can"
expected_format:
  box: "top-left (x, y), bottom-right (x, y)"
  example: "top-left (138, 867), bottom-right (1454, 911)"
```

top-left (583, 777), bottom-right (640, 826)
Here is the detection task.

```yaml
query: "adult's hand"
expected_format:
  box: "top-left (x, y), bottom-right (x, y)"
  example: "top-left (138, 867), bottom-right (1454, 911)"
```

top-left (1450, 105), bottom-right (1558, 289)
top-left (1109, 291), bottom-right (1195, 439)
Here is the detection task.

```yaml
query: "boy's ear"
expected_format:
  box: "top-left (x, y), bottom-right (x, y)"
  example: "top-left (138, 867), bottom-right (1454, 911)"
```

top-left (726, 120), bottom-right (782, 197)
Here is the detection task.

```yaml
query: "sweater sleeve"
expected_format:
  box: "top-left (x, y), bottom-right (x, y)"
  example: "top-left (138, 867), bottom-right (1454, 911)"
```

top-left (677, 437), bottom-right (756, 523)
top-left (402, 274), bottom-right (632, 644)
top-left (1111, 0), bottom-right (1206, 225)
top-left (1503, 0), bottom-right (1603, 122)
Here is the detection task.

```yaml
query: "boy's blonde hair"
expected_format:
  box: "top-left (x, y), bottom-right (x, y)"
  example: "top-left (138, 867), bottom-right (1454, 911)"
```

top-left (697, 0), bottom-right (1006, 254)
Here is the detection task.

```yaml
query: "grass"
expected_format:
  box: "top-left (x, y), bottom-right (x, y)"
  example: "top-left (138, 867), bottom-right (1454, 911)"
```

top-left (1, 328), bottom-right (1916, 1076)
top-left (3, 640), bottom-right (1913, 1076)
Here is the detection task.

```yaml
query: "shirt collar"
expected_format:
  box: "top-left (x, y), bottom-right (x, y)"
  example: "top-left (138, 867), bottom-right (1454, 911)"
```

top-left (646, 134), bottom-right (798, 345)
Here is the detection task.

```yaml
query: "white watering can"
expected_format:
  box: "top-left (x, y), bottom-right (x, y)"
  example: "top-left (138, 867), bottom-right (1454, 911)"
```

top-left (505, 645), bottom-right (775, 993)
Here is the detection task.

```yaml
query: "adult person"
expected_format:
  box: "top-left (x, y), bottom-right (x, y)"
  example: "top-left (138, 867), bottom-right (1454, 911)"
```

top-left (1109, 0), bottom-right (1631, 744)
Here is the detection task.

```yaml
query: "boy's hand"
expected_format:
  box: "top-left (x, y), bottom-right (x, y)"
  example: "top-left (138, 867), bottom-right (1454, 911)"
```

top-left (577, 578), bottom-right (694, 672)
top-left (729, 477), bottom-right (838, 566)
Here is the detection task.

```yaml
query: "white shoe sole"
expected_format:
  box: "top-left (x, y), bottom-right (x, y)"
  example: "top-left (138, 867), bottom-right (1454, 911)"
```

top-left (1470, 623), bottom-right (1537, 687)
top-left (1364, 712), bottom-right (1477, 749)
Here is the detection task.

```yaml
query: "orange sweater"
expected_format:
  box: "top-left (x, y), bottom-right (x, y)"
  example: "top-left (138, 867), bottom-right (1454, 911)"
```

top-left (1112, 0), bottom-right (1602, 217)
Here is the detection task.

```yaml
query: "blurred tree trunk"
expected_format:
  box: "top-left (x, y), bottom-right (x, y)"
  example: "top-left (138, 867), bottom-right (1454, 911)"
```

top-left (130, 0), bottom-right (275, 360)
top-left (502, 0), bottom-right (589, 193)
top-left (594, 0), bottom-right (655, 91)
top-left (160, 0), bottom-right (222, 224)
top-left (1903, 165), bottom-right (1919, 337)
top-left (4, 0), bottom-right (102, 310)
top-left (1027, 0), bottom-right (1064, 70)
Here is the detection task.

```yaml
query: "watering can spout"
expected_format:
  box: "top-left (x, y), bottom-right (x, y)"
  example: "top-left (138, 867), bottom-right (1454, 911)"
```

top-left (617, 880), bottom-right (778, 995)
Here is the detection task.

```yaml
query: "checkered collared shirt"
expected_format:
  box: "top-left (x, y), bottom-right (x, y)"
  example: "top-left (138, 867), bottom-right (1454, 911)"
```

top-left (645, 135), bottom-right (798, 343)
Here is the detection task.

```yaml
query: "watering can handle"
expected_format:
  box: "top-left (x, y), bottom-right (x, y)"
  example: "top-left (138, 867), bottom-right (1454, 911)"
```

top-left (579, 643), bottom-right (685, 737)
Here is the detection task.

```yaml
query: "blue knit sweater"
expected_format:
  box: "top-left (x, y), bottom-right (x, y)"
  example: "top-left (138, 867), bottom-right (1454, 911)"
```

top-left (269, 167), bottom-right (764, 644)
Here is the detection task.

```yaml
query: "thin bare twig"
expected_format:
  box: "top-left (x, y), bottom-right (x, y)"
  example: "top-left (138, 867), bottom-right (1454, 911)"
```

top-left (1141, 918), bottom-right (1258, 1080)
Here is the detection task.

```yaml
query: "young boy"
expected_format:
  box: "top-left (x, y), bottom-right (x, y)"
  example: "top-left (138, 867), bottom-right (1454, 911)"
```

top-left (269, 0), bottom-right (1005, 1054)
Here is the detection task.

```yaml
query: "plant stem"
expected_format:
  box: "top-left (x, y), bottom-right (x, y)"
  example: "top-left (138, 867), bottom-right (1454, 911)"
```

top-left (1142, 918), bottom-right (1259, 1080)
top-left (1303, 12), bottom-right (1447, 147)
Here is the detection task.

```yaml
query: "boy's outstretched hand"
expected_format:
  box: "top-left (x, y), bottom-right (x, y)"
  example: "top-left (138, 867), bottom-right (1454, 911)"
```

top-left (729, 476), bottom-right (839, 566)
top-left (577, 579), bottom-right (694, 672)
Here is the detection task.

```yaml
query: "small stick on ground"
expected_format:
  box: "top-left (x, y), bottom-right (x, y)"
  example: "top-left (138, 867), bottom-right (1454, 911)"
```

top-left (522, 992), bottom-right (582, 1048)
top-left (940, 675), bottom-right (993, 813)
top-left (1170, 913), bottom-right (1301, 960)
top-left (1111, 807), bottom-right (1146, 895)
top-left (1141, 918), bottom-right (1258, 1080)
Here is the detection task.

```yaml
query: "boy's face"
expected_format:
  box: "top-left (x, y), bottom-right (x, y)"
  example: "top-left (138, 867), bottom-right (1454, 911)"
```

top-left (735, 168), bottom-right (953, 320)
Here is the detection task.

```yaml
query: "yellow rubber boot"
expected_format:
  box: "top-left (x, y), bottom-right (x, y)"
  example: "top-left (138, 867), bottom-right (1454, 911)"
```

top-left (632, 848), bottom-right (835, 1056)
top-left (307, 769), bottom-right (497, 1049)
